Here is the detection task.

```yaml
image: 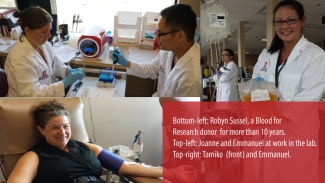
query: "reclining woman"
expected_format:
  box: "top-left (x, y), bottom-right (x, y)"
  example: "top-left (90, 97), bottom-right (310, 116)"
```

top-left (7, 100), bottom-right (196, 183)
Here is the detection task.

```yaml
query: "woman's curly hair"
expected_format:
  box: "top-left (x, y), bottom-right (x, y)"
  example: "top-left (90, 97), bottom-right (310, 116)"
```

top-left (30, 100), bottom-right (71, 128)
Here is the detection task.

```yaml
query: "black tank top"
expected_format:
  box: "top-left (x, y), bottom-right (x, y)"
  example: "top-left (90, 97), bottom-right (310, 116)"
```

top-left (30, 139), bottom-right (102, 183)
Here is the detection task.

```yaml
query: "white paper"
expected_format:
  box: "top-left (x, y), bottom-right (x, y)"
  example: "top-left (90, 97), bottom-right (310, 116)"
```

top-left (76, 86), bottom-right (99, 97)
top-left (53, 45), bottom-right (79, 63)
top-left (98, 88), bottom-right (118, 97)
top-left (0, 39), bottom-right (16, 51)
top-left (251, 89), bottom-right (270, 102)
top-left (10, 26), bottom-right (22, 40)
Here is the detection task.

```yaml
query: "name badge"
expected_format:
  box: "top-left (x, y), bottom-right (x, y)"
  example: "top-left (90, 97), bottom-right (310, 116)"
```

top-left (159, 65), bottom-right (165, 73)
top-left (260, 62), bottom-right (268, 72)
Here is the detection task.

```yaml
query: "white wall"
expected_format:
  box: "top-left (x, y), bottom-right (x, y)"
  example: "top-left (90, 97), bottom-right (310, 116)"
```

top-left (81, 97), bottom-right (163, 166)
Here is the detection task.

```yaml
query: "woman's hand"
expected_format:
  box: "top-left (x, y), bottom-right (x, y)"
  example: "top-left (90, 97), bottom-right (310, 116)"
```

top-left (170, 165), bottom-right (197, 183)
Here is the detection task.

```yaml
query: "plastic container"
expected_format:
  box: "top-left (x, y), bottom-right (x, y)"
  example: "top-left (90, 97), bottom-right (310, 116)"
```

top-left (142, 12), bottom-right (159, 30)
top-left (139, 30), bottom-right (156, 41)
top-left (114, 29), bottom-right (139, 44)
top-left (97, 74), bottom-right (115, 88)
top-left (139, 40), bottom-right (154, 50)
top-left (106, 30), bottom-right (113, 44)
top-left (114, 11), bottom-right (142, 29)
top-left (108, 145), bottom-right (132, 156)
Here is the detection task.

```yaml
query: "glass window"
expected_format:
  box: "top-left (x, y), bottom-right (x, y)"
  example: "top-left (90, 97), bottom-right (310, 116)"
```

top-left (56, 0), bottom-right (174, 33)
top-left (0, 0), bottom-right (16, 8)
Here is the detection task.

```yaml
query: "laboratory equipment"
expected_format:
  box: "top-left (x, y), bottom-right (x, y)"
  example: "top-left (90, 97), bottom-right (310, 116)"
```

top-left (110, 50), bottom-right (120, 77)
top-left (108, 46), bottom-right (123, 57)
top-left (139, 12), bottom-right (159, 49)
top-left (78, 68), bottom-right (127, 88)
top-left (201, 1), bottom-right (230, 41)
top-left (133, 130), bottom-right (143, 154)
top-left (201, 0), bottom-right (230, 88)
top-left (96, 48), bottom-right (123, 88)
top-left (78, 25), bottom-right (106, 58)
top-left (114, 11), bottom-right (142, 44)
top-left (107, 130), bottom-right (144, 163)
top-left (69, 81), bottom-right (83, 97)
top-left (97, 72), bottom-right (115, 88)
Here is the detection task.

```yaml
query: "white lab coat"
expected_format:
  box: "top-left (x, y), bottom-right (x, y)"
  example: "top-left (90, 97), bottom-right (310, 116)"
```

top-left (5, 36), bottom-right (69, 97)
top-left (127, 43), bottom-right (201, 97)
top-left (252, 35), bottom-right (324, 183)
top-left (252, 35), bottom-right (325, 101)
top-left (217, 61), bottom-right (238, 101)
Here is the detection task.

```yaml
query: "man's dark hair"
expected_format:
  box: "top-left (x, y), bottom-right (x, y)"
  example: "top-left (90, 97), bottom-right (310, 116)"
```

top-left (160, 4), bottom-right (197, 42)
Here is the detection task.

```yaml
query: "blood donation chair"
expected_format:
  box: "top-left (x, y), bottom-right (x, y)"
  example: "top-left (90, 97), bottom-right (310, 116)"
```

top-left (0, 98), bottom-right (162, 183)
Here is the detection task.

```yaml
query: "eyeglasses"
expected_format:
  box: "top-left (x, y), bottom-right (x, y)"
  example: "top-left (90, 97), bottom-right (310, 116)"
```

top-left (155, 30), bottom-right (179, 37)
top-left (221, 54), bottom-right (230, 57)
top-left (273, 18), bottom-right (300, 26)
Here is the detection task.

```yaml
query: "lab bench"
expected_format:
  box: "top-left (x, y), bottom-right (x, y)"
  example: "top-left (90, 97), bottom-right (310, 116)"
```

top-left (66, 76), bottom-right (126, 97)
top-left (70, 63), bottom-right (157, 97)
top-left (0, 38), bottom-right (159, 97)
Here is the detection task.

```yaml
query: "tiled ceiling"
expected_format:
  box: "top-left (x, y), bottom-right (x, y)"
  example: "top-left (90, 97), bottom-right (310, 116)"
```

top-left (200, 0), bottom-right (325, 56)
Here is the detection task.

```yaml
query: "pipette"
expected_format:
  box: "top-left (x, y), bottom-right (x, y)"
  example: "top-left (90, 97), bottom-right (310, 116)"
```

top-left (111, 50), bottom-right (120, 77)
top-left (69, 81), bottom-right (83, 97)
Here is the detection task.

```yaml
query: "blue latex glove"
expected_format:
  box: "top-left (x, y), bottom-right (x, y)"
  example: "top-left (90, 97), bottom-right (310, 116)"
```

top-left (254, 77), bottom-right (264, 81)
top-left (68, 68), bottom-right (84, 80)
top-left (112, 50), bottom-right (128, 66)
top-left (62, 71), bottom-right (84, 88)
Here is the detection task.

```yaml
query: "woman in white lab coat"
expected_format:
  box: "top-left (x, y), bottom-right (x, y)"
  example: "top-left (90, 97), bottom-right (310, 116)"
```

top-left (112, 4), bottom-right (200, 97)
top-left (252, 2), bottom-right (325, 101)
top-left (5, 7), bottom-right (83, 97)
top-left (217, 49), bottom-right (238, 101)
top-left (251, 1), bottom-right (325, 183)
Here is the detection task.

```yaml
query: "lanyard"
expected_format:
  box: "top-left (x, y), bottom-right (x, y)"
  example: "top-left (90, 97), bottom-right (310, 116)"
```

top-left (275, 50), bottom-right (288, 88)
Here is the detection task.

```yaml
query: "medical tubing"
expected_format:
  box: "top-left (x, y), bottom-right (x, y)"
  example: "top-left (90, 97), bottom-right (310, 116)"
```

top-left (215, 39), bottom-right (219, 70)
top-left (97, 149), bottom-right (124, 174)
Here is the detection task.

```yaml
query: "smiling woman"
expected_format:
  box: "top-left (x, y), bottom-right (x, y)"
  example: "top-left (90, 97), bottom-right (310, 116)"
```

top-left (5, 99), bottom-right (197, 183)
top-left (252, 0), bottom-right (325, 101)
top-left (251, 1), bottom-right (325, 182)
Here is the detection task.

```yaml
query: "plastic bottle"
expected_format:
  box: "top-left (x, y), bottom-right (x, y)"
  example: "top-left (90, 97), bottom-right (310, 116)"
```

top-left (106, 30), bottom-right (113, 44)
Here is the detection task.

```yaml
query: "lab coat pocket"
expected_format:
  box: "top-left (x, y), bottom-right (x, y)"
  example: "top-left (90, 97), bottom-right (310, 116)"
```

top-left (280, 73), bottom-right (301, 100)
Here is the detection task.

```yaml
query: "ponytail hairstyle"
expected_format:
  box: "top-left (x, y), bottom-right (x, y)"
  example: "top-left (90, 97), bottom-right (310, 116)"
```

top-left (13, 6), bottom-right (52, 42)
